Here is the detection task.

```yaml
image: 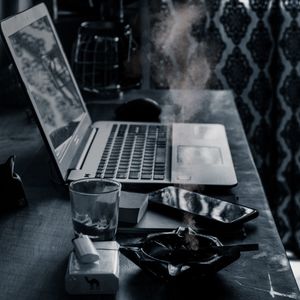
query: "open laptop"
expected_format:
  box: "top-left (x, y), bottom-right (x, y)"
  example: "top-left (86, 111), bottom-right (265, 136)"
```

top-left (0, 3), bottom-right (237, 187)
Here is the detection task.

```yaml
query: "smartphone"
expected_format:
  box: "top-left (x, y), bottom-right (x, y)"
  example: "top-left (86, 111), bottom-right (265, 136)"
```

top-left (148, 186), bottom-right (258, 229)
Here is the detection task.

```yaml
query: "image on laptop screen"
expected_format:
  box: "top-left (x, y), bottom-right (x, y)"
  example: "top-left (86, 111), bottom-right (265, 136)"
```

top-left (9, 16), bottom-right (85, 160)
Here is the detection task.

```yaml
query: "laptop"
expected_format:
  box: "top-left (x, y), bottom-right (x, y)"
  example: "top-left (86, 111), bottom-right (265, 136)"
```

top-left (0, 3), bottom-right (237, 187)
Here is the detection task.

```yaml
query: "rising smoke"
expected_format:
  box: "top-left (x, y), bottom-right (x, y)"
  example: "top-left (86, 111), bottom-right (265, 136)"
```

top-left (150, 0), bottom-right (211, 122)
top-left (150, 2), bottom-right (212, 240)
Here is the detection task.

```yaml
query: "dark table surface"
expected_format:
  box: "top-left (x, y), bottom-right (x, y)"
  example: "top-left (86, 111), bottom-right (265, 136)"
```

top-left (0, 89), bottom-right (299, 300)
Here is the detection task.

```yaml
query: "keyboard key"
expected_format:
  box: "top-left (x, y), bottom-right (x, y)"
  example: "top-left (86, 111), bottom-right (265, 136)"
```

top-left (129, 172), bottom-right (140, 179)
top-left (104, 174), bottom-right (114, 178)
top-left (116, 172), bottom-right (128, 179)
top-left (155, 148), bottom-right (166, 163)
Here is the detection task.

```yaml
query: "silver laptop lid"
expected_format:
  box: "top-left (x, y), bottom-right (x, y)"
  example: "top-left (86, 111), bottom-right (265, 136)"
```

top-left (1, 3), bottom-right (93, 181)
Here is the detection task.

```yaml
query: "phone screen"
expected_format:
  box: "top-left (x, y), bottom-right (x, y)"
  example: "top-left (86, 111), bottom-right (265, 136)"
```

top-left (148, 186), bottom-right (257, 224)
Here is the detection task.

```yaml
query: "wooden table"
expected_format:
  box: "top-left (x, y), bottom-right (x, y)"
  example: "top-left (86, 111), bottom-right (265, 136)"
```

top-left (0, 89), bottom-right (299, 299)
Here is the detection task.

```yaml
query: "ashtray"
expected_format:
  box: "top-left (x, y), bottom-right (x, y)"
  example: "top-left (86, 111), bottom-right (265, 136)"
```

top-left (120, 227), bottom-right (258, 281)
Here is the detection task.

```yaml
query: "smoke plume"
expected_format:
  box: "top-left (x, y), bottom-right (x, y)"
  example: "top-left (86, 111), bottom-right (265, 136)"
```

top-left (150, 0), bottom-right (211, 121)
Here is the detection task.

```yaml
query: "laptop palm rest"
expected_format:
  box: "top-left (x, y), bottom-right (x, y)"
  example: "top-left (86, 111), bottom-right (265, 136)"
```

top-left (171, 123), bottom-right (237, 186)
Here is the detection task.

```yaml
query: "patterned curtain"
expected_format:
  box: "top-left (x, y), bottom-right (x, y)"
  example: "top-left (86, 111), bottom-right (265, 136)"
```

top-left (149, 0), bottom-right (300, 255)
top-left (271, 0), bottom-right (300, 254)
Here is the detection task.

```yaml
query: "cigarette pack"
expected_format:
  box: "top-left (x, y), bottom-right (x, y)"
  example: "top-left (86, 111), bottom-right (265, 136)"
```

top-left (65, 241), bottom-right (119, 294)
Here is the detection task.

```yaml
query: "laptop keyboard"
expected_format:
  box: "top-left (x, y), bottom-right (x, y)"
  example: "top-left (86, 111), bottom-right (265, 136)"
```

top-left (96, 124), bottom-right (169, 181)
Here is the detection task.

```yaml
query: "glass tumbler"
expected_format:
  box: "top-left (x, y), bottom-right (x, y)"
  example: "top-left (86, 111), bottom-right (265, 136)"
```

top-left (69, 178), bottom-right (121, 241)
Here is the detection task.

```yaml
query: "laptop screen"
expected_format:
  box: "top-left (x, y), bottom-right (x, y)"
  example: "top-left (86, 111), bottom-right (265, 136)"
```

top-left (8, 16), bottom-right (86, 160)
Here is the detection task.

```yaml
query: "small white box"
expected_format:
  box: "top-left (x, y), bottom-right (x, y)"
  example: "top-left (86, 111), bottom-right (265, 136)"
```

top-left (65, 241), bottom-right (119, 294)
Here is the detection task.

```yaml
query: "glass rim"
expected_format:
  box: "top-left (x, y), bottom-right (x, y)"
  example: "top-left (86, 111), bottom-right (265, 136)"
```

top-left (69, 178), bottom-right (121, 196)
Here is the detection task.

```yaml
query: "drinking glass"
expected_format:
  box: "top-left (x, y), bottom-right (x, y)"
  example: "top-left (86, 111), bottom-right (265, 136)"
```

top-left (69, 178), bottom-right (121, 241)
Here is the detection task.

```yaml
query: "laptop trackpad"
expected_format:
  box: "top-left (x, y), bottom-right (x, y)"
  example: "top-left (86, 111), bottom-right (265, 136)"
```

top-left (177, 146), bottom-right (223, 165)
top-left (171, 123), bottom-right (237, 186)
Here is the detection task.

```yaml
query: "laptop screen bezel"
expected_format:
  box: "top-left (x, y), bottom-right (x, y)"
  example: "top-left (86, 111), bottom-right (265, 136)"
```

top-left (0, 3), bottom-right (93, 182)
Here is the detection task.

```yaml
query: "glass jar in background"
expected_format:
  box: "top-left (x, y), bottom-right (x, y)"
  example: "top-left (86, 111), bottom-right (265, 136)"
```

top-left (72, 21), bottom-right (122, 98)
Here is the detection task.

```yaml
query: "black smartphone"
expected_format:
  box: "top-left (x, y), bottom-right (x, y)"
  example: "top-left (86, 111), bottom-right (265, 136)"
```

top-left (148, 186), bottom-right (258, 229)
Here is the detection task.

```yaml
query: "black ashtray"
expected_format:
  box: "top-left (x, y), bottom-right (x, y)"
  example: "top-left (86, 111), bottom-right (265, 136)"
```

top-left (120, 227), bottom-right (258, 281)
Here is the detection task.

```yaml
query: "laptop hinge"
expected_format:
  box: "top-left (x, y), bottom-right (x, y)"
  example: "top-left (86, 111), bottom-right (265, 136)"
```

top-left (67, 128), bottom-right (97, 181)
top-left (67, 169), bottom-right (88, 182)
